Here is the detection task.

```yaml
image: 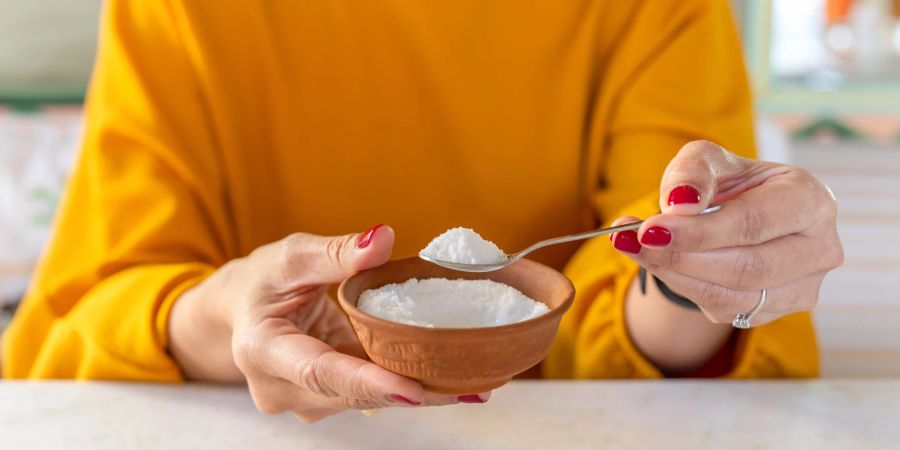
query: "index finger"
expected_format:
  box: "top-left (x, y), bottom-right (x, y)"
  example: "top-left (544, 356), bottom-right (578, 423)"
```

top-left (301, 344), bottom-right (475, 408)
top-left (265, 333), bottom-right (427, 409)
top-left (640, 170), bottom-right (826, 252)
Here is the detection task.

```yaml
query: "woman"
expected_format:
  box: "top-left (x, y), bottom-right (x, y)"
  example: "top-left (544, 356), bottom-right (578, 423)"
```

top-left (2, 0), bottom-right (842, 422)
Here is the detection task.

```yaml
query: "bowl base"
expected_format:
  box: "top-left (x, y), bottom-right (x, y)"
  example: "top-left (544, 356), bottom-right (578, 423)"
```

top-left (422, 378), bottom-right (511, 395)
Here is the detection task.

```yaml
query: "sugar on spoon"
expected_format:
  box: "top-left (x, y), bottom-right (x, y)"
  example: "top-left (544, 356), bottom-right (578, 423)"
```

top-left (419, 204), bottom-right (723, 273)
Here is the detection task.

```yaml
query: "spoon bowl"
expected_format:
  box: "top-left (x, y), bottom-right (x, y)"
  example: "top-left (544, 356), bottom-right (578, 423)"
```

top-left (421, 205), bottom-right (723, 272)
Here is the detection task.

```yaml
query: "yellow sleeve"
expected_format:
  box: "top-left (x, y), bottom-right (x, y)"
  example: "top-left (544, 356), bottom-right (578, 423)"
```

top-left (2, 0), bottom-right (231, 380)
top-left (545, 0), bottom-right (818, 379)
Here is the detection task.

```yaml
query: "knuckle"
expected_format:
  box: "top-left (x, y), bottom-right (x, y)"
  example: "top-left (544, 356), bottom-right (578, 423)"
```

top-left (692, 282), bottom-right (726, 311)
top-left (694, 283), bottom-right (744, 317)
top-left (344, 397), bottom-right (383, 410)
top-left (691, 222), bottom-right (708, 250)
top-left (292, 411), bottom-right (321, 424)
top-left (665, 250), bottom-right (683, 269)
top-left (826, 239), bottom-right (845, 270)
top-left (737, 207), bottom-right (766, 245)
top-left (682, 139), bottom-right (720, 156)
top-left (800, 282), bottom-right (823, 310)
top-left (294, 360), bottom-right (336, 397)
top-left (796, 169), bottom-right (837, 217)
top-left (347, 365), bottom-right (376, 399)
top-left (325, 235), bottom-right (353, 271)
top-left (815, 190), bottom-right (838, 219)
top-left (275, 234), bottom-right (302, 284)
top-left (231, 334), bottom-right (260, 373)
top-left (254, 399), bottom-right (283, 415)
top-left (643, 261), bottom-right (663, 274)
top-left (833, 245), bottom-right (845, 269)
top-left (248, 383), bottom-right (285, 415)
top-left (668, 141), bottom-right (720, 181)
top-left (732, 251), bottom-right (769, 289)
top-left (281, 233), bottom-right (304, 260)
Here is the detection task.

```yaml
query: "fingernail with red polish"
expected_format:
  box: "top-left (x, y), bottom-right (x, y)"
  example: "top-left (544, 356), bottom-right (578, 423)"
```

top-left (668, 185), bottom-right (701, 206)
top-left (640, 226), bottom-right (672, 246)
top-left (457, 394), bottom-right (486, 404)
top-left (357, 224), bottom-right (384, 249)
top-left (613, 230), bottom-right (641, 254)
top-left (388, 394), bottom-right (420, 406)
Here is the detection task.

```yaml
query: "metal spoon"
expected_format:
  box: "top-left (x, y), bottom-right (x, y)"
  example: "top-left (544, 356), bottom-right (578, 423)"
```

top-left (419, 204), bottom-right (723, 272)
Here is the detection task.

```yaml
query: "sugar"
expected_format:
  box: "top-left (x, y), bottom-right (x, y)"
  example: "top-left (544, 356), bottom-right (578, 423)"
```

top-left (419, 227), bottom-right (507, 265)
top-left (357, 278), bottom-right (549, 328)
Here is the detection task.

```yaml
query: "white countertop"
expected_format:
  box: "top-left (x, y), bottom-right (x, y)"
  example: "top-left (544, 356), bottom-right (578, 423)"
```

top-left (2, 379), bottom-right (899, 449)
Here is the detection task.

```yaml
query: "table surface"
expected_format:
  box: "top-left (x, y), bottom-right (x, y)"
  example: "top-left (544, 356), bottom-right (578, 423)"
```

top-left (2, 379), bottom-right (899, 450)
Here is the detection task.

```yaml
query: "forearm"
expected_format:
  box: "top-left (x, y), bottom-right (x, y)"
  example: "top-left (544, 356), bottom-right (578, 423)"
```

top-left (168, 262), bottom-right (244, 382)
top-left (624, 273), bottom-right (733, 376)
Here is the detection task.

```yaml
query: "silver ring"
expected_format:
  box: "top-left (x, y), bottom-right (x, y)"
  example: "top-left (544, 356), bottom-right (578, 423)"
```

top-left (732, 289), bottom-right (767, 329)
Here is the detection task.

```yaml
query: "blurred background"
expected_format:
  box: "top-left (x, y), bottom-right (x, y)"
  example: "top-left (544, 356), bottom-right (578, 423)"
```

top-left (1, 0), bottom-right (898, 377)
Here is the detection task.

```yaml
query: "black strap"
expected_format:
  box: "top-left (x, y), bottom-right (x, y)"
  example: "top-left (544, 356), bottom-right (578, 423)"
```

top-left (639, 266), bottom-right (700, 310)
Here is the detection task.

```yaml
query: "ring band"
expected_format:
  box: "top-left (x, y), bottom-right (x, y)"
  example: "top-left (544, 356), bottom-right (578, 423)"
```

top-left (732, 289), bottom-right (767, 329)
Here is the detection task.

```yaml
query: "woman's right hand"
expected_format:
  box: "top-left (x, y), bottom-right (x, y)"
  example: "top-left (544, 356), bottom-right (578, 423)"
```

top-left (168, 225), bottom-right (489, 423)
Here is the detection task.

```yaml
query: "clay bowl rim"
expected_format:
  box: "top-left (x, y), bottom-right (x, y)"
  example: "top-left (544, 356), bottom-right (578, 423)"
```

top-left (337, 257), bottom-right (575, 335)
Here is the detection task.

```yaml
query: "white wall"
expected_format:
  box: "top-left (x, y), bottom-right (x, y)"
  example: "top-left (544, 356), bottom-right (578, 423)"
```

top-left (789, 141), bottom-right (900, 377)
top-left (0, 0), bottom-right (101, 93)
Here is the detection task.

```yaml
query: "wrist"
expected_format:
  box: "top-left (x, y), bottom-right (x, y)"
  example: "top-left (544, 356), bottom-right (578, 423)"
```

top-left (624, 274), bottom-right (733, 375)
top-left (205, 259), bottom-right (244, 333)
top-left (168, 263), bottom-right (244, 381)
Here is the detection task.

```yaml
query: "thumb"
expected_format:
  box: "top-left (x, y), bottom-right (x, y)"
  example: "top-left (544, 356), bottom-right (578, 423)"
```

top-left (277, 224), bottom-right (395, 287)
top-left (659, 141), bottom-right (749, 215)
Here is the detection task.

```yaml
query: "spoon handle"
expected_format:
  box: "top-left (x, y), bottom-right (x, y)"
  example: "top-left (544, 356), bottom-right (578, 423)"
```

top-left (513, 204), bottom-right (723, 259)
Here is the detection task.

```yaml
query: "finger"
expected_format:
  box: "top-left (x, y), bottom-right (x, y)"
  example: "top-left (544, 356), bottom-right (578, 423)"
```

top-left (659, 141), bottom-right (751, 214)
top-left (635, 234), bottom-right (837, 290)
top-left (287, 391), bottom-right (487, 424)
top-left (642, 167), bottom-right (834, 252)
top-left (453, 391), bottom-right (492, 404)
top-left (246, 376), bottom-right (296, 414)
top-left (648, 268), bottom-right (824, 324)
top-left (292, 408), bottom-right (341, 424)
top-left (644, 267), bottom-right (760, 324)
top-left (306, 296), bottom-right (368, 359)
top-left (265, 333), bottom-right (425, 409)
top-left (265, 225), bottom-right (396, 288)
top-left (609, 216), bottom-right (643, 255)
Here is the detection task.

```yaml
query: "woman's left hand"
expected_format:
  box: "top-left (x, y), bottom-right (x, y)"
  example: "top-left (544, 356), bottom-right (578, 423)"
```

top-left (612, 140), bottom-right (844, 327)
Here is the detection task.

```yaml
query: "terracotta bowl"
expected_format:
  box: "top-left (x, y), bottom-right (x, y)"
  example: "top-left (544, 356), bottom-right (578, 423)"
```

top-left (338, 256), bottom-right (574, 394)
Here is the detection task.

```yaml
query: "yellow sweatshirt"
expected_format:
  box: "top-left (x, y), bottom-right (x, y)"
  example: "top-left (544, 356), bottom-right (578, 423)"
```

top-left (2, 0), bottom-right (817, 380)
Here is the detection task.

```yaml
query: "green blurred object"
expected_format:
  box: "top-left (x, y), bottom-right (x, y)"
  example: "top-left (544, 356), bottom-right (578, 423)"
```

top-left (0, 91), bottom-right (84, 111)
top-left (793, 117), bottom-right (863, 140)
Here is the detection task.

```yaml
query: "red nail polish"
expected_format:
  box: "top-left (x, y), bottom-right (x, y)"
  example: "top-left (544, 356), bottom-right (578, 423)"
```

top-left (613, 230), bottom-right (641, 254)
top-left (388, 394), bottom-right (420, 406)
top-left (668, 185), bottom-right (701, 206)
top-left (457, 394), bottom-right (485, 404)
top-left (640, 226), bottom-right (672, 246)
top-left (357, 224), bottom-right (384, 249)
